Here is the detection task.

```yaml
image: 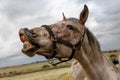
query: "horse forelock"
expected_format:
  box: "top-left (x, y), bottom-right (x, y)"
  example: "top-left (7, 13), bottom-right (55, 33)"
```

top-left (64, 18), bottom-right (79, 23)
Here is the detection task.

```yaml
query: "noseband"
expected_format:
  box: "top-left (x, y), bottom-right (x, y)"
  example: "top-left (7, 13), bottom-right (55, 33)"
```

top-left (41, 25), bottom-right (86, 65)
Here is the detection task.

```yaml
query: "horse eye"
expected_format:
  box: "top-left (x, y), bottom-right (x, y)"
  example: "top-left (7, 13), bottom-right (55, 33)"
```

top-left (66, 25), bottom-right (74, 30)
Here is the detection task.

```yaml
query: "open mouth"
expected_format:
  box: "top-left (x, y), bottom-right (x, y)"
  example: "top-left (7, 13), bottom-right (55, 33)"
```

top-left (19, 28), bottom-right (53, 57)
top-left (19, 28), bottom-right (39, 56)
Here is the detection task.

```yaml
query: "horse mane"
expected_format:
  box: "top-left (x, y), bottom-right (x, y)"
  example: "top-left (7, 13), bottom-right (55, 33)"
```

top-left (85, 28), bottom-right (101, 52)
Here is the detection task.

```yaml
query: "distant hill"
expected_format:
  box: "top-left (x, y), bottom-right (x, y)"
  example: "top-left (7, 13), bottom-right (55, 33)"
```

top-left (0, 54), bottom-right (46, 68)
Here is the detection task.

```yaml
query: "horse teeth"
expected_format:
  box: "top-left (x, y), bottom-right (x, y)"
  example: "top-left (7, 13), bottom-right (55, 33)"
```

top-left (23, 41), bottom-right (32, 49)
top-left (20, 35), bottom-right (27, 42)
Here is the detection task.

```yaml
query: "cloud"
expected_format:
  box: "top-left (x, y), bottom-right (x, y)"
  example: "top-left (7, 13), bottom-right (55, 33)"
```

top-left (98, 34), bottom-right (120, 50)
top-left (1, 0), bottom-right (48, 20)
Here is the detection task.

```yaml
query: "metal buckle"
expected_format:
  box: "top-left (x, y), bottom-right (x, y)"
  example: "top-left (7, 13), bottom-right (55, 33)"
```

top-left (73, 46), bottom-right (78, 50)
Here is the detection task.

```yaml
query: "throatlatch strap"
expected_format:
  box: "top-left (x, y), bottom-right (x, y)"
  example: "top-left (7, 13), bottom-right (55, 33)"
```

top-left (49, 48), bottom-right (76, 66)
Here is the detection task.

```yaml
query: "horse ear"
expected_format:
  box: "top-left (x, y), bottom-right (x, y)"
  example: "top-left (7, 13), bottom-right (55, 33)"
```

top-left (79, 5), bottom-right (89, 25)
top-left (62, 12), bottom-right (67, 20)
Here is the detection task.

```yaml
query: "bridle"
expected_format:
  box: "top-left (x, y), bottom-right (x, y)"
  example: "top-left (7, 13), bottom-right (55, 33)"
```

top-left (41, 25), bottom-right (86, 66)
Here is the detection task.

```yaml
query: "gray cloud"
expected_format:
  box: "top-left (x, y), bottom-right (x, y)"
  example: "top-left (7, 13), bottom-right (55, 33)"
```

top-left (98, 34), bottom-right (120, 50)
top-left (1, 0), bottom-right (49, 20)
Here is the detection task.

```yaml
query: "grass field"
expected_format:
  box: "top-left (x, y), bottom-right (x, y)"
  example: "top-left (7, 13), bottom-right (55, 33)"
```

top-left (0, 60), bottom-right (72, 80)
top-left (0, 67), bottom-right (71, 80)
top-left (0, 50), bottom-right (120, 80)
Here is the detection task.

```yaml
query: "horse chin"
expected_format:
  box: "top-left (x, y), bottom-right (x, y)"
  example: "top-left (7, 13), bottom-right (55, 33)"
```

top-left (35, 49), bottom-right (52, 56)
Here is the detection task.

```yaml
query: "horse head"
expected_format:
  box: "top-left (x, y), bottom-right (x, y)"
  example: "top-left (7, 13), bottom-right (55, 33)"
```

top-left (19, 5), bottom-right (89, 61)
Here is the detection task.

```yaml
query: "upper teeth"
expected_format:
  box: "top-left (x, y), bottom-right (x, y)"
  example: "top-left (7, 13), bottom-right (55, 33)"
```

top-left (20, 35), bottom-right (27, 42)
top-left (23, 41), bottom-right (32, 48)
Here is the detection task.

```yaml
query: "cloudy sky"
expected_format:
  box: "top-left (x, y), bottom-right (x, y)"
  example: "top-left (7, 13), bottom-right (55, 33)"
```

top-left (0, 0), bottom-right (120, 67)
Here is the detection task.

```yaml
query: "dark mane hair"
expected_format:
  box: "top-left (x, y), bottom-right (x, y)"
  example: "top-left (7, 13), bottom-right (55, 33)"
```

top-left (85, 28), bottom-right (101, 51)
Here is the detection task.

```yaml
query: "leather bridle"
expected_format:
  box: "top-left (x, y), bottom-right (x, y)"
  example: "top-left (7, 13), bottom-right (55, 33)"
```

top-left (41, 25), bottom-right (86, 65)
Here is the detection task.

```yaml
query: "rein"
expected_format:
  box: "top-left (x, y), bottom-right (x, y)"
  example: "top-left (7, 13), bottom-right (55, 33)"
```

top-left (41, 25), bottom-right (86, 66)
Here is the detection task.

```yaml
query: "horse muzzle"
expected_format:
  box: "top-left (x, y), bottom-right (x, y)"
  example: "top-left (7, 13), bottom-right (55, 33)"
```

top-left (19, 28), bottom-right (40, 56)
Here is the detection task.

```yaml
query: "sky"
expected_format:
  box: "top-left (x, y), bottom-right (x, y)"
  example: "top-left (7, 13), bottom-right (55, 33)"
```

top-left (0, 0), bottom-right (120, 67)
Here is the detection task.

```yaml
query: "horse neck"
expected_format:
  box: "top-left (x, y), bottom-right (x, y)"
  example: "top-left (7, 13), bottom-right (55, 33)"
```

top-left (74, 28), bottom-right (120, 80)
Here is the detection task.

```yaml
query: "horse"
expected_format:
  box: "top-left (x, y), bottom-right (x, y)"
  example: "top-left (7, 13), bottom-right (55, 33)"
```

top-left (19, 5), bottom-right (120, 80)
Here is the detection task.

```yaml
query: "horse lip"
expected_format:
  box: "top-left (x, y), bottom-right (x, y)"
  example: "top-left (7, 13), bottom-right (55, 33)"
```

top-left (23, 28), bottom-right (40, 48)
top-left (22, 46), bottom-right (37, 53)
